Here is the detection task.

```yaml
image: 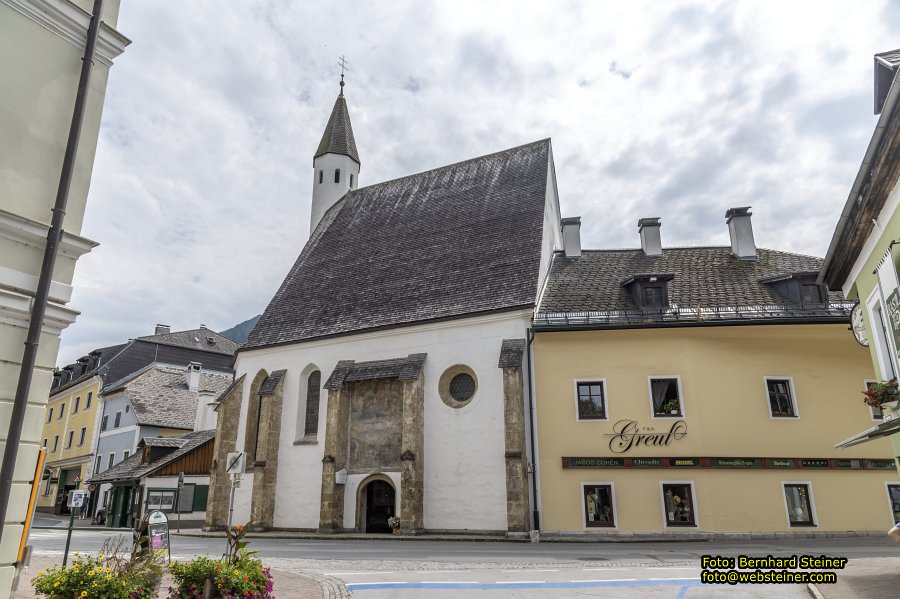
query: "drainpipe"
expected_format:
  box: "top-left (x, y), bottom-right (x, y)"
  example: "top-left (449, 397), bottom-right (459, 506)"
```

top-left (525, 328), bottom-right (541, 531)
top-left (0, 0), bottom-right (105, 544)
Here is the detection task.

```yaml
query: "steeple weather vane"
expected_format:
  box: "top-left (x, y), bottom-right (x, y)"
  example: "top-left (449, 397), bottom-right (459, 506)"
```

top-left (338, 55), bottom-right (350, 96)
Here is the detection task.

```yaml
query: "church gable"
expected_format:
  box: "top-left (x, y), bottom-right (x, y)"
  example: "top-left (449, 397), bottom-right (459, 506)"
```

top-left (246, 139), bottom-right (552, 349)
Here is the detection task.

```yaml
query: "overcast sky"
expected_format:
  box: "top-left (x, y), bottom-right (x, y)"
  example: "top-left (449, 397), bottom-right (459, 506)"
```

top-left (58, 0), bottom-right (898, 365)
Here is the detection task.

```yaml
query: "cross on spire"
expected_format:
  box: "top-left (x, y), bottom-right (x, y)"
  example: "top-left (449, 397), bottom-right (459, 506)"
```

top-left (338, 55), bottom-right (350, 96)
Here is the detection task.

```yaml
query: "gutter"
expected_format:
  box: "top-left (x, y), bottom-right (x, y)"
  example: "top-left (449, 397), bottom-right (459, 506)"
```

top-left (819, 66), bottom-right (900, 288)
top-left (0, 0), bottom-right (104, 544)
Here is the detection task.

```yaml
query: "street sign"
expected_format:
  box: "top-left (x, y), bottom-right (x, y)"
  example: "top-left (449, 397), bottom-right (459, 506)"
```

top-left (225, 452), bottom-right (244, 474)
top-left (67, 490), bottom-right (88, 508)
top-left (147, 510), bottom-right (171, 562)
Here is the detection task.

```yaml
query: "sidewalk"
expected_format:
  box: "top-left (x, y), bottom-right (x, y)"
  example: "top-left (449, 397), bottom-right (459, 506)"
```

top-left (808, 557), bottom-right (900, 599)
top-left (14, 555), bottom-right (323, 599)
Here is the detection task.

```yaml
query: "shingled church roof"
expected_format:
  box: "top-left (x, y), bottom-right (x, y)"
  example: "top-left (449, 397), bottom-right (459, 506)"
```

top-left (314, 95), bottom-right (360, 164)
top-left (245, 139), bottom-right (552, 350)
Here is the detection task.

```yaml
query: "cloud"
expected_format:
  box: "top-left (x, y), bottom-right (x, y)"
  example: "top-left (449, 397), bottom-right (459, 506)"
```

top-left (57, 0), bottom-right (897, 364)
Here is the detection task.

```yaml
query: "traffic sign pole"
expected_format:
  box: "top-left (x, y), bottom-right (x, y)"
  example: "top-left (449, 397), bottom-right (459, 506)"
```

top-left (61, 484), bottom-right (84, 566)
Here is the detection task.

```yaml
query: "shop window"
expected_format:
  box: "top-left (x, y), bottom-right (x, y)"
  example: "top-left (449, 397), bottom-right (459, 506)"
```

top-left (583, 484), bottom-right (616, 527)
top-left (765, 378), bottom-right (797, 418)
top-left (650, 377), bottom-right (683, 417)
top-left (888, 484), bottom-right (900, 523)
top-left (784, 483), bottom-right (816, 526)
top-left (662, 482), bottom-right (696, 527)
top-left (576, 380), bottom-right (607, 420)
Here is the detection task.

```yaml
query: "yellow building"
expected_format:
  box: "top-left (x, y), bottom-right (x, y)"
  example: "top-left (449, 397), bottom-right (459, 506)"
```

top-left (533, 213), bottom-right (898, 536)
top-left (37, 375), bottom-right (101, 514)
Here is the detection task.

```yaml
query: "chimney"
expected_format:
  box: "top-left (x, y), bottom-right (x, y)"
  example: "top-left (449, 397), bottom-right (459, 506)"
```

top-left (638, 217), bottom-right (663, 256)
top-left (187, 362), bottom-right (202, 392)
top-left (561, 217), bottom-right (582, 258)
top-left (155, 323), bottom-right (171, 335)
top-left (725, 207), bottom-right (757, 260)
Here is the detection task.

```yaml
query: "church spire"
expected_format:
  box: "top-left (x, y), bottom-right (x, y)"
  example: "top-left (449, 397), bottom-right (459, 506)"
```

top-left (314, 58), bottom-right (359, 165)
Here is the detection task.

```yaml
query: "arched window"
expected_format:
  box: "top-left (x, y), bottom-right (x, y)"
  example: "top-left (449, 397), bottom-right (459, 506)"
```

top-left (304, 371), bottom-right (321, 439)
top-left (318, 170), bottom-right (323, 184)
top-left (334, 168), bottom-right (341, 184)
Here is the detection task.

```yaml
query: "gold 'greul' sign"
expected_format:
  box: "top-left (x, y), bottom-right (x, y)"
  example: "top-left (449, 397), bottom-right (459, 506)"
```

top-left (606, 419), bottom-right (687, 453)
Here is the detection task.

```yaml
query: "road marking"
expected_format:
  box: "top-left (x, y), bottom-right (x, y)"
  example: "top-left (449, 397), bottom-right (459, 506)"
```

top-left (324, 572), bottom-right (393, 576)
top-left (422, 581), bottom-right (479, 584)
top-left (495, 580), bottom-right (546, 584)
top-left (347, 579), bottom-right (705, 591)
top-left (501, 569), bottom-right (558, 573)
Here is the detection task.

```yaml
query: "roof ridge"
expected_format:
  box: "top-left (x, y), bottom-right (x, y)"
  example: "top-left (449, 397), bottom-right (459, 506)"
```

top-left (351, 138), bottom-right (551, 195)
top-left (572, 246), bottom-right (824, 260)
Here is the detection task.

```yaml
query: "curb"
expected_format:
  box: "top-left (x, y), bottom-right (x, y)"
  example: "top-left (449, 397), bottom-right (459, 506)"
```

top-left (302, 571), bottom-right (351, 599)
top-left (806, 583), bottom-right (826, 599)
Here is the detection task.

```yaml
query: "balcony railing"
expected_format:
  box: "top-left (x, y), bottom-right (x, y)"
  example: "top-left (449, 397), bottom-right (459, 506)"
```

top-left (533, 302), bottom-right (855, 329)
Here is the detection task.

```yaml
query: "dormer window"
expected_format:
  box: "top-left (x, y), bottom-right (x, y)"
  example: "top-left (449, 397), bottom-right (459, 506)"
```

top-left (621, 273), bottom-right (674, 309)
top-left (759, 271), bottom-right (826, 306)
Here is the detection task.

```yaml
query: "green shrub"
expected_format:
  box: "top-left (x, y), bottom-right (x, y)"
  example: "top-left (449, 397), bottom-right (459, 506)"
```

top-left (32, 550), bottom-right (160, 599)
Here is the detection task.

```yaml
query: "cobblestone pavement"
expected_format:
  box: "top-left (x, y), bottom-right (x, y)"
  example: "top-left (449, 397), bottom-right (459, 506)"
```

top-left (14, 555), bottom-right (323, 599)
top-left (809, 557), bottom-right (900, 599)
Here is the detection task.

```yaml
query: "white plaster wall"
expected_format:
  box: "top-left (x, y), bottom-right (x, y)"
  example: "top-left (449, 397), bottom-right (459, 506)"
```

top-left (536, 147), bottom-right (564, 302)
top-left (342, 471), bottom-right (401, 529)
top-left (233, 310), bottom-right (532, 531)
top-left (310, 153), bottom-right (359, 233)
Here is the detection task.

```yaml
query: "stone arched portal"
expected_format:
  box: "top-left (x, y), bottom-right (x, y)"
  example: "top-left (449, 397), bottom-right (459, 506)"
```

top-left (356, 474), bottom-right (396, 533)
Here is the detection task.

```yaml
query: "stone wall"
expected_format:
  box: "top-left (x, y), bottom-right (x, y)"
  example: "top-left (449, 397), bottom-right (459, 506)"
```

top-left (502, 365), bottom-right (529, 532)
top-left (205, 375), bottom-right (245, 530)
top-left (249, 375), bottom-right (285, 530)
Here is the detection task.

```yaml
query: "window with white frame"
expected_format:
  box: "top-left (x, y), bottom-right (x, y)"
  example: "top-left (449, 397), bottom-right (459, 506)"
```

top-left (575, 380), bottom-right (607, 420)
top-left (888, 484), bottom-right (900, 523)
top-left (784, 483), bottom-right (816, 526)
top-left (662, 482), bottom-right (697, 527)
top-left (866, 381), bottom-right (884, 420)
top-left (650, 377), bottom-right (683, 417)
top-left (582, 483), bottom-right (616, 528)
top-left (868, 291), bottom-right (898, 380)
top-left (765, 378), bottom-right (797, 418)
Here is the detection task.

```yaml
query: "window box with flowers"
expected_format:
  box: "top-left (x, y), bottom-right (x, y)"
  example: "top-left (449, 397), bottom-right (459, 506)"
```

top-left (863, 379), bottom-right (900, 410)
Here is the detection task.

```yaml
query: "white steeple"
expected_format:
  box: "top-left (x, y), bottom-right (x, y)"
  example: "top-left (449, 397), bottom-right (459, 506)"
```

top-left (311, 74), bottom-right (360, 233)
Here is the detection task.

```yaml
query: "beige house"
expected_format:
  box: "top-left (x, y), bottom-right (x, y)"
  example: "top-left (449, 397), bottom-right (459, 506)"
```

top-left (0, 0), bottom-right (127, 593)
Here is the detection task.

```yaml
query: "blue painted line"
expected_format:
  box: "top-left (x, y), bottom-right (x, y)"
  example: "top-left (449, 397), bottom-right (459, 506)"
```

top-left (347, 578), bottom-right (703, 591)
top-left (675, 585), bottom-right (690, 599)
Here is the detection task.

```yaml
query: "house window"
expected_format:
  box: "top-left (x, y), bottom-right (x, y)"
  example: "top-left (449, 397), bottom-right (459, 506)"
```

top-left (449, 373), bottom-right (476, 402)
top-left (52, 436), bottom-right (59, 453)
top-left (766, 378), bottom-right (797, 417)
top-left (576, 381), bottom-right (607, 420)
top-left (643, 286), bottom-right (664, 307)
top-left (350, 173), bottom-right (354, 188)
top-left (107, 453), bottom-right (115, 469)
top-left (114, 411), bottom-right (122, 428)
top-left (784, 483), bottom-right (816, 526)
top-left (650, 377), bottom-right (683, 417)
top-left (58, 403), bottom-right (64, 419)
top-left (65, 430), bottom-right (74, 449)
top-left (583, 484), bottom-right (616, 528)
top-left (303, 371), bottom-right (321, 439)
top-left (125, 404), bottom-right (129, 413)
top-left (888, 484), bottom-right (900, 523)
top-left (101, 415), bottom-right (108, 431)
top-left (318, 170), bottom-right (323, 184)
top-left (662, 482), bottom-right (697, 526)
top-left (801, 284), bottom-right (821, 304)
top-left (86, 392), bottom-right (92, 409)
top-left (78, 427), bottom-right (86, 447)
top-left (47, 407), bottom-right (53, 422)
top-left (43, 473), bottom-right (52, 496)
top-left (867, 381), bottom-right (884, 420)
top-left (438, 365), bottom-right (479, 408)
top-left (73, 397), bottom-right (80, 413)
top-left (334, 168), bottom-right (341, 183)
top-left (94, 455), bottom-right (101, 475)
top-left (123, 450), bottom-right (129, 460)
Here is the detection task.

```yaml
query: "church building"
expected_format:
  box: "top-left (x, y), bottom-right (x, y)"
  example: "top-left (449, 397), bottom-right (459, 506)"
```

top-left (206, 82), bottom-right (565, 534)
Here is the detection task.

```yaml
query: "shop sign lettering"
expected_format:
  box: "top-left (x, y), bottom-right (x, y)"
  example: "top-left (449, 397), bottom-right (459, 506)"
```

top-left (606, 420), bottom-right (687, 453)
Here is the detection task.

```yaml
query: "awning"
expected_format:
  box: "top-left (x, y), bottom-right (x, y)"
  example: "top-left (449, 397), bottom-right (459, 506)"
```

top-left (835, 417), bottom-right (900, 448)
